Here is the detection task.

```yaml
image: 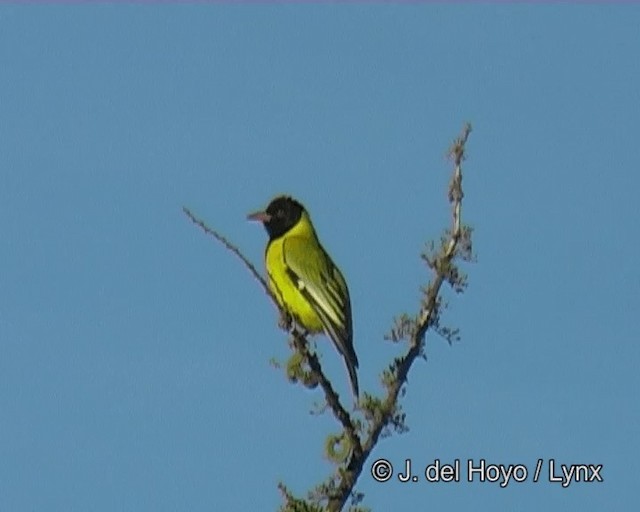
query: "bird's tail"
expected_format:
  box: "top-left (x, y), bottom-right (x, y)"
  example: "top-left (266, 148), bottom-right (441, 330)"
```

top-left (344, 355), bottom-right (359, 401)
top-left (322, 321), bottom-right (360, 401)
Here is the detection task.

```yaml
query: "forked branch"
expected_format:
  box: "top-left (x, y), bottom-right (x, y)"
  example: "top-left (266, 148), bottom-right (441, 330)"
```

top-left (184, 122), bottom-right (472, 512)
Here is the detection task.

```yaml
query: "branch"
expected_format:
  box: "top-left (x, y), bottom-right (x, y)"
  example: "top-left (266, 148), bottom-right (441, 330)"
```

top-left (182, 206), bottom-right (361, 461)
top-left (326, 122), bottom-right (472, 512)
top-left (291, 331), bottom-right (363, 458)
top-left (183, 206), bottom-right (272, 301)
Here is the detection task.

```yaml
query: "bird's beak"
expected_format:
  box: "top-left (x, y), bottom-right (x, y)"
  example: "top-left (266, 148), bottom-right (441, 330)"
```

top-left (247, 210), bottom-right (271, 222)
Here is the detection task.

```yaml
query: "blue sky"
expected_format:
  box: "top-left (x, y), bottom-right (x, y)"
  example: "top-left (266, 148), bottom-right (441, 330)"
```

top-left (1, 4), bottom-right (638, 511)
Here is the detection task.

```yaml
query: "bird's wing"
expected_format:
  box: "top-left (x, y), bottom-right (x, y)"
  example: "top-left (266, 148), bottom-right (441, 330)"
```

top-left (282, 236), bottom-right (356, 365)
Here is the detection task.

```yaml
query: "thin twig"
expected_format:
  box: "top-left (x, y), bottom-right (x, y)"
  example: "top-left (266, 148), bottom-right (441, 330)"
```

top-left (182, 206), bottom-right (272, 300)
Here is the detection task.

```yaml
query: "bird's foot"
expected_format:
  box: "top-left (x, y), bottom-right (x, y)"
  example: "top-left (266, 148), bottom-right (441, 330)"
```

top-left (278, 310), bottom-right (293, 331)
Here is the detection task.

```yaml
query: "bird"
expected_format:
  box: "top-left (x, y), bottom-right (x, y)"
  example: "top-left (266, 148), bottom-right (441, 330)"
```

top-left (247, 195), bottom-right (359, 399)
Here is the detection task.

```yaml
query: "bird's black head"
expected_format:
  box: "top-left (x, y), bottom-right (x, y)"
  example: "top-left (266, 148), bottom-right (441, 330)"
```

top-left (247, 195), bottom-right (305, 240)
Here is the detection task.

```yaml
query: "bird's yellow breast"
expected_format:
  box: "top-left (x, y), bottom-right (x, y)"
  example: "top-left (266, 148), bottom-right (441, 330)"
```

top-left (265, 215), bottom-right (324, 333)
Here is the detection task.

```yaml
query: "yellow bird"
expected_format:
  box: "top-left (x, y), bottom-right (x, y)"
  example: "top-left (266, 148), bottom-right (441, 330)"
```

top-left (248, 195), bottom-right (359, 398)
